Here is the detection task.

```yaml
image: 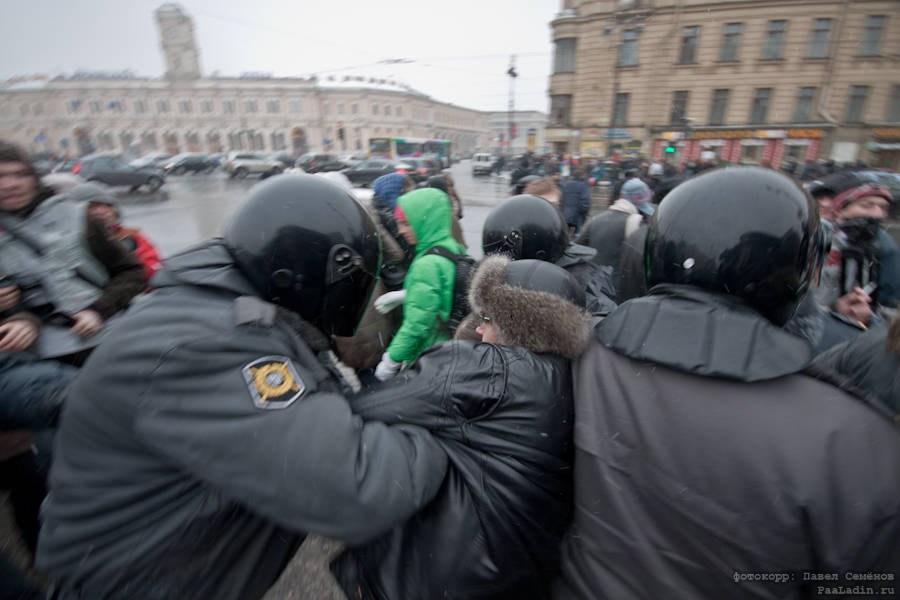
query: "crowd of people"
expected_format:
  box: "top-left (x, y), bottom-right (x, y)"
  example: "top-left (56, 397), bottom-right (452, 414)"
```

top-left (0, 136), bottom-right (898, 599)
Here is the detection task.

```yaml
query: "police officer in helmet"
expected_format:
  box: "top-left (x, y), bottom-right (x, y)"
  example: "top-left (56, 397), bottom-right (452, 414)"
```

top-left (482, 194), bottom-right (616, 315)
top-left (554, 167), bottom-right (900, 599)
top-left (37, 174), bottom-right (448, 600)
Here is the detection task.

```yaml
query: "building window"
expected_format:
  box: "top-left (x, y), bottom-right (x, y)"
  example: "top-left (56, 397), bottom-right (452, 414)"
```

top-left (223, 100), bottom-right (235, 114)
top-left (618, 29), bottom-right (639, 67)
top-left (179, 100), bottom-right (192, 114)
top-left (793, 87), bottom-right (816, 122)
top-left (719, 23), bottom-right (742, 62)
top-left (845, 85), bottom-right (869, 122)
top-left (156, 100), bottom-right (169, 114)
top-left (709, 89), bottom-right (729, 125)
top-left (807, 18), bottom-right (832, 58)
top-left (323, 103), bottom-right (330, 115)
top-left (553, 38), bottom-right (576, 73)
top-left (290, 99), bottom-right (302, 113)
top-left (749, 88), bottom-right (772, 124)
top-left (355, 138), bottom-right (362, 150)
top-left (550, 94), bottom-right (572, 126)
top-left (887, 85), bottom-right (900, 121)
top-left (68, 99), bottom-right (83, 114)
top-left (385, 104), bottom-right (391, 116)
top-left (670, 90), bottom-right (690, 125)
top-left (679, 26), bottom-right (700, 64)
top-left (201, 99), bottom-right (213, 113)
top-left (135, 100), bottom-right (146, 114)
top-left (762, 20), bottom-right (787, 60)
top-left (859, 16), bottom-right (885, 56)
top-left (271, 132), bottom-right (286, 150)
top-left (90, 100), bottom-right (103, 113)
top-left (337, 103), bottom-right (344, 115)
top-left (396, 106), bottom-right (402, 117)
top-left (351, 103), bottom-right (358, 114)
top-left (612, 93), bottom-right (630, 127)
top-left (372, 103), bottom-right (379, 115)
top-left (244, 99), bottom-right (258, 113)
top-left (266, 99), bottom-right (280, 113)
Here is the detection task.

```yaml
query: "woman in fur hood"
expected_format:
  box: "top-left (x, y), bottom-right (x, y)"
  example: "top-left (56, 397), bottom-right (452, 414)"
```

top-left (332, 255), bottom-right (590, 600)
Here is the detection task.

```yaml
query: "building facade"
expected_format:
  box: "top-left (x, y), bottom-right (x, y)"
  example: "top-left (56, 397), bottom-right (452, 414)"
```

top-left (488, 110), bottom-right (548, 155)
top-left (547, 0), bottom-right (900, 169)
top-left (0, 4), bottom-right (491, 158)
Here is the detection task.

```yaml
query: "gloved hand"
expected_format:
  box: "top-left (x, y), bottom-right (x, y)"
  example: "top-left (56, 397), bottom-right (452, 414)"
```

top-left (374, 352), bottom-right (401, 382)
top-left (374, 290), bottom-right (407, 314)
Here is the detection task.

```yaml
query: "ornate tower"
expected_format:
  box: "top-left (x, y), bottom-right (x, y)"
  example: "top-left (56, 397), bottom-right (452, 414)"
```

top-left (155, 4), bottom-right (202, 80)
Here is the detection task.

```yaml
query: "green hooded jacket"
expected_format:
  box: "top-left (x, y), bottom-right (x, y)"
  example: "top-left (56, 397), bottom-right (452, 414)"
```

top-left (386, 188), bottom-right (463, 363)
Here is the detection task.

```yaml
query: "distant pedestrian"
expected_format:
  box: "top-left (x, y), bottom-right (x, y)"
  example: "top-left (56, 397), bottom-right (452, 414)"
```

top-left (560, 168), bottom-right (591, 236)
top-left (74, 183), bottom-right (164, 282)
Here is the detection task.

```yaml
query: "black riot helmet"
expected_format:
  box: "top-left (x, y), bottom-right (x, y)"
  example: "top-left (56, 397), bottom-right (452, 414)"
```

top-left (225, 174), bottom-right (381, 336)
top-left (646, 166), bottom-right (824, 326)
top-left (505, 259), bottom-right (586, 309)
top-left (482, 194), bottom-right (569, 262)
top-left (512, 174), bottom-right (541, 196)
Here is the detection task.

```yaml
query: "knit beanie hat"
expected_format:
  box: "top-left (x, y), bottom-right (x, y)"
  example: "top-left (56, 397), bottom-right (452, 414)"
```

top-left (372, 173), bottom-right (407, 208)
top-left (621, 179), bottom-right (654, 215)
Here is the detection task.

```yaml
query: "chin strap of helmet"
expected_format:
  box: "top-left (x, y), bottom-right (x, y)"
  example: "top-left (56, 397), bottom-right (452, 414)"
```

top-left (273, 305), bottom-right (361, 394)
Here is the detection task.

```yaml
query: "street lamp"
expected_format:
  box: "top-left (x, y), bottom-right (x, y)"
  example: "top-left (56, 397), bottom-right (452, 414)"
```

top-left (507, 55), bottom-right (518, 158)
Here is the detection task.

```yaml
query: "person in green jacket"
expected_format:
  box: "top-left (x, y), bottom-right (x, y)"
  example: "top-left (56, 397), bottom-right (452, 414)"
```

top-left (374, 187), bottom-right (464, 381)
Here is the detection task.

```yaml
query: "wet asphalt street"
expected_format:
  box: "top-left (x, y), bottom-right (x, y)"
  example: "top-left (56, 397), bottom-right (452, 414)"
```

top-left (119, 160), bottom-right (517, 262)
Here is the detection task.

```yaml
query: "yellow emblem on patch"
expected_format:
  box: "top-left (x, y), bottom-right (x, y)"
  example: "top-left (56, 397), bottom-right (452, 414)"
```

top-left (242, 356), bottom-right (306, 409)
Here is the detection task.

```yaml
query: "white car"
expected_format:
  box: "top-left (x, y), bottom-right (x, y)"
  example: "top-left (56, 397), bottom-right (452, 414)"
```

top-left (471, 153), bottom-right (496, 176)
top-left (223, 152), bottom-right (284, 179)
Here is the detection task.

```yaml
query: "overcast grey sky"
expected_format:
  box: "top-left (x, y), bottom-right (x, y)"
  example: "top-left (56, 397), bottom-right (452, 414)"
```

top-left (0, 0), bottom-right (560, 113)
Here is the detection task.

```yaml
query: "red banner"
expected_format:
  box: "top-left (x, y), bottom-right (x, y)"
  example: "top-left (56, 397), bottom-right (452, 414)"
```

top-left (652, 139), bottom-right (664, 161)
top-left (761, 139), bottom-right (776, 165)
top-left (805, 139), bottom-right (820, 161)
top-left (770, 139), bottom-right (785, 168)
top-left (730, 140), bottom-right (743, 163)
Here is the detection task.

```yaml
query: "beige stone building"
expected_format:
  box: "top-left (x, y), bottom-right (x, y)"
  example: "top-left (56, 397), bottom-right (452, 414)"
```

top-left (0, 4), bottom-right (490, 158)
top-left (547, 0), bottom-right (900, 169)
top-left (488, 110), bottom-right (549, 155)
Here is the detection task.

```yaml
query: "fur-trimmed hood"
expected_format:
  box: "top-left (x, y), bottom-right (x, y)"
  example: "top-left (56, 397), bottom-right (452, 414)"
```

top-left (468, 255), bottom-right (590, 359)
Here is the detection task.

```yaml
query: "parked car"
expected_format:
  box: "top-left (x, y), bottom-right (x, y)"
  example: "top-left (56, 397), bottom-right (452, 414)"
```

top-left (162, 153), bottom-right (217, 175)
top-left (403, 158), bottom-right (438, 183)
top-left (208, 152), bottom-right (227, 168)
top-left (471, 153), bottom-right (496, 176)
top-left (294, 153), bottom-right (346, 173)
top-left (338, 153), bottom-right (368, 168)
top-left (70, 154), bottom-right (165, 193)
top-left (269, 152), bottom-right (295, 168)
top-left (129, 152), bottom-right (172, 169)
top-left (50, 158), bottom-right (77, 174)
top-left (223, 152), bottom-right (284, 179)
top-left (343, 159), bottom-right (413, 187)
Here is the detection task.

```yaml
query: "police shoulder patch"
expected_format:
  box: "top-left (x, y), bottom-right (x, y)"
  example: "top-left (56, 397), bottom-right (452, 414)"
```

top-left (242, 356), bottom-right (306, 410)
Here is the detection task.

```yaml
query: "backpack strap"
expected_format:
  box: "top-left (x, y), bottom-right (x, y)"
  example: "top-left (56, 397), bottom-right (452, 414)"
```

top-left (423, 245), bottom-right (460, 262)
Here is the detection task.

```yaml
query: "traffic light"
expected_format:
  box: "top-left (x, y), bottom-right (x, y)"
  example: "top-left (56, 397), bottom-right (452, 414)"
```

top-left (665, 143), bottom-right (676, 154)
top-left (338, 128), bottom-right (345, 141)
